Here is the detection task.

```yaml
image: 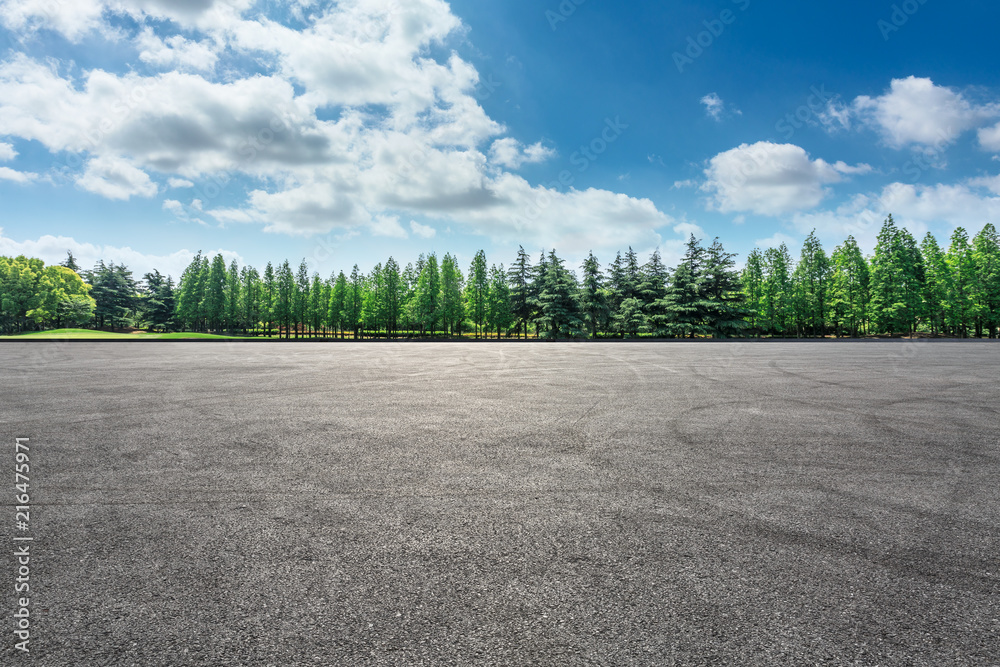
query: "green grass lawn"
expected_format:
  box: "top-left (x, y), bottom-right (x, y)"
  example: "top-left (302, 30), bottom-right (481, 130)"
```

top-left (0, 328), bottom-right (258, 340)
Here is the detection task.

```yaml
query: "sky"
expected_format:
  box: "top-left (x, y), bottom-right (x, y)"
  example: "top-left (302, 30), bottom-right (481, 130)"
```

top-left (2, 0), bottom-right (1000, 281)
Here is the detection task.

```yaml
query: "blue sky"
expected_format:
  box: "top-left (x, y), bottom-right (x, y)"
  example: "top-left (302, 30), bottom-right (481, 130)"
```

top-left (2, 0), bottom-right (1000, 280)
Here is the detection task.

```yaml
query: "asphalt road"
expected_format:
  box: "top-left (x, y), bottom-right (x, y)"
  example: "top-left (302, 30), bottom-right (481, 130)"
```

top-left (1, 341), bottom-right (998, 666)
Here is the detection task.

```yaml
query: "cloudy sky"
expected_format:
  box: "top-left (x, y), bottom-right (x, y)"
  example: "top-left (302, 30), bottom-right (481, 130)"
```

top-left (2, 0), bottom-right (1000, 279)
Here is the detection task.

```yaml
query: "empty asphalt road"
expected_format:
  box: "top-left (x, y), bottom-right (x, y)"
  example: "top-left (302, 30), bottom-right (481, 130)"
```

top-left (1, 341), bottom-right (998, 665)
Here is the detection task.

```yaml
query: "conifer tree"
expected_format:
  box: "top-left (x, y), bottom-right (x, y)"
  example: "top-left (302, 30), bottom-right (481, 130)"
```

top-left (741, 248), bottom-right (765, 337)
top-left (579, 252), bottom-right (608, 339)
top-left (829, 236), bottom-right (869, 337)
top-left (972, 223), bottom-right (1000, 338)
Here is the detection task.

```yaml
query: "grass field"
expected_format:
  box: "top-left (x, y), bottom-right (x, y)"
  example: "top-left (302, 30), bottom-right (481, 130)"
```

top-left (0, 327), bottom-right (255, 340)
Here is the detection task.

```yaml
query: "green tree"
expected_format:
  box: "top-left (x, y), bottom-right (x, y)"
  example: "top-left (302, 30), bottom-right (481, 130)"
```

top-left (294, 259), bottom-right (310, 339)
top-left (829, 236), bottom-right (870, 337)
top-left (536, 250), bottom-right (585, 339)
top-left (638, 250), bottom-right (669, 335)
top-left (275, 260), bottom-right (295, 339)
top-left (329, 271), bottom-right (348, 339)
top-left (141, 270), bottom-right (175, 332)
top-left (440, 253), bottom-right (465, 336)
top-left (415, 253), bottom-right (441, 335)
top-left (262, 262), bottom-right (276, 337)
top-left (346, 265), bottom-right (364, 339)
top-left (225, 259), bottom-right (241, 333)
top-left (465, 250), bottom-right (489, 338)
top-left (762, 244), bottom-right (793, 336)
top-left (658, 235), bottom-right (711, 339)
top-left (579, 252), bottom-right (608, 339)
top-left (919, 233), bottom-right (949, 336)
top-left (972, 223), bottom-right (1000, 338)
top-left (741, 248), bottom-right (765, 337)
top-left (946, 228), bottom-right (976, 338)
top-left (486, 264), bottom-right (513, 339)
top-left (791, 231), bottom-right (831, 337)
top-left (202, 254), bottom-right (229, 332)
top-left (703, 238), bottom-right (749, 338)
top-left (508, 246), bottom-right (533, 339)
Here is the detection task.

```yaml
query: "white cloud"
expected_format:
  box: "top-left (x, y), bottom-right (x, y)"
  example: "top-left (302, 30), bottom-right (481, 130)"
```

top-left (0, 227), bottom-right (242, 280)
top-left (701, 93), bottom-right (724, 120)
top-left (410, 220), bottom-right (436, 239)
top-left (702, 142), bottom-right (867, 216)
top-left (0, 166), bottom-right (37, 183)
top-left (852, 76), bottom-right (1000, 149)
top-left (978, 122), bottom-right (1000, 152)
top-left (370, 214), bottom-right (408, 239)
top-left (753, 232), bottom-right (800, 251)
top-left (789, 179), bottom-right (1000, 253)
top-left (0, 0), bottom-right (255, 40)
top-left (76, 155), bottom-right (157, 200)
top-left (0, 1), bottom-right (679, 261)
top-left (136, 28), bottom-right (218, 72)
top-left (488, 138), bottom-right (555, 169)
top-left (0, 142), bottom-right (16, 160)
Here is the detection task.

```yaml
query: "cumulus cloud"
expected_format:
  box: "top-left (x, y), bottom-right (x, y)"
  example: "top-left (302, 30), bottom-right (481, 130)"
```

top-left (0, 0), bottom-right (255, 40)
top-left (136, 28), bottom-right (218, 72)
top-left (852, 76), bottom-right (1000, 149)
top-left (700, 93), bottom-right (739, 122)
top-left (488, 138), bottom-right (556, 169)
top-left (0, 0), bottom-right (680, 258)
top-left (410, 220), bottom-right (436, 239)
top-left (0, 227), bottom-right (242, 279)
top-left (0, 166), bottom-right (37, 183)
top-left (701, 142), bottom-right (869, 216)
top-left (978, 122), bottom-right (1000, 152)
top-left (76, 155), bottom-right (157, 200)
top-left (0, 141), bottom-right (16, 160)
top-left (371, 215), bottom-right (408, 239)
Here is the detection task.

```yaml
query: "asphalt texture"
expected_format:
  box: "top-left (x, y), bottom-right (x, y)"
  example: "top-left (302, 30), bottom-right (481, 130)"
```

top-left (1, 340), bottom-right (998, 666)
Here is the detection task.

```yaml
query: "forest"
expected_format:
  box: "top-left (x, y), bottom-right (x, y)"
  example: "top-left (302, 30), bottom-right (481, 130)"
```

top-left (2, 216), bottom-right (1000, 339)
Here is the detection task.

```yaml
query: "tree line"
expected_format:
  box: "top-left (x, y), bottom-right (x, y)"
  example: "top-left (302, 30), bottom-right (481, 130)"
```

top-left (2, 216), bottom-right (999, 339)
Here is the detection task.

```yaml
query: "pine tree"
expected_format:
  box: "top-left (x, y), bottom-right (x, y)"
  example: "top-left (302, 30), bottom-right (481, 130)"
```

top-left (486, 264), bottom-right (513, 339)
top-left (465, 250), bottom-right (488, 338)
top-left (225, 259), bottom-right (241, 333)
top-left (294, 259), bottom-right (310, 339)
top-left (275, 260), bottom-right (295, 339)
top-left (536, 250), bottom-right (585, 339)
top-left (919, 233), bottom-right (949, 336)
top-left (658, 235), bottom-right (712, 338)
top-left (262, 262), bottom-right (276, 337)
top-left (579, 252), bottom-right (608, 339)
top-left (829, 236), bottom-right (870, 337)
top-left (309, 272), bottom-right (325, 338)
top-left (791, 231), bottom-right (831, 337)
top-left (414, 253), bottom-right (441, 335)
top-left (703, 238), bottom-right (749, 338)
top-left (638, 250), bottom-right (669, 335)
top-left (972, 223), bottom-right (1000, 338)
top-left (347, 265), bottom-right (363, 339)
top-left (741, 248), bottom-right (765, 337)
top-left (946, 228), bottom-right (976, 338)
top-left (762, 244), bottom-right (793, 336)
top-left (329, 271), bottom-right (348, 339)
top-left (440, 253), bottom-right (464, 336)
top-left (202, 254), bottom-right (228, 332)
top-left (241, 266), bottom-right (261, 336)
top-left (508, 246), bottom-right (533, 340)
